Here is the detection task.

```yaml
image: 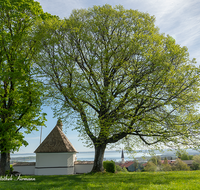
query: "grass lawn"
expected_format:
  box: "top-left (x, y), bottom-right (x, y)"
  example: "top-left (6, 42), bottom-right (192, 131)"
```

top-left (1, 171), bottom-right (200, 190)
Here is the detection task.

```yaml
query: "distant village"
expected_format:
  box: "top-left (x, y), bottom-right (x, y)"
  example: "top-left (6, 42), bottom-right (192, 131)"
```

top-left (5, 120), bottom-right (199, 175)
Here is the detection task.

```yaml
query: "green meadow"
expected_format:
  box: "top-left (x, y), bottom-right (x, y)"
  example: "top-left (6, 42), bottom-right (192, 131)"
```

top-left (1, 171), bottom-right (200, 190)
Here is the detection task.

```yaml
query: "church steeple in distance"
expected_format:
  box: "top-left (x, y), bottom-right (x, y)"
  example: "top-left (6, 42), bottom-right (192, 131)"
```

top-left (121, 148), bottom-right (125, 163)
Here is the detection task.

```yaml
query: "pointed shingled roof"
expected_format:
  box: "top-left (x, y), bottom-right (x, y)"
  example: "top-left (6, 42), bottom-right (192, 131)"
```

top-left (34, 121), bottom-right (77, 153)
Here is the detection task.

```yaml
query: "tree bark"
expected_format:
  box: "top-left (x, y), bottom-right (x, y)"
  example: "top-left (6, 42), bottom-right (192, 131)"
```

top-left (91, 144), bottom-right (106, 172)
top-left (0, 152), bottom-right (10, 175)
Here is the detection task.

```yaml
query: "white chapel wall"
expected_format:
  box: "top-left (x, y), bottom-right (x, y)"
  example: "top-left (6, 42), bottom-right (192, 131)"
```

top-left (13, 165), bottom-right (35, 175)
top-left (35, 152), bottom-right (76, 175)
top-left (35, 167), bottom-right (74, 175)
top-left (35, 152), bottom-right (74, 167)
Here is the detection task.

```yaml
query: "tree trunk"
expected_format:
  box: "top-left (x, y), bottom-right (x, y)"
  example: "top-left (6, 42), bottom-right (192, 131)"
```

top-left (91, 144), bottom-right (106, 172)
top-left (0, 152), bottom-right (10, 175)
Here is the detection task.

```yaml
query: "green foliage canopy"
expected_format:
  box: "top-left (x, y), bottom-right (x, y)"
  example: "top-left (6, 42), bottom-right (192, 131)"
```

top-left (35, 4), bottom-right (200, 171)
top-left (0, 0), bottom-right (47, 156)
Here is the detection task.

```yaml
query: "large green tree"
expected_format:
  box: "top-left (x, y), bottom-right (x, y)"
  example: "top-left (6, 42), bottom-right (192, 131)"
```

top-left (0, 0), bottom-right (47, 175)
top-left (35, 5), bottom-right (200, 172)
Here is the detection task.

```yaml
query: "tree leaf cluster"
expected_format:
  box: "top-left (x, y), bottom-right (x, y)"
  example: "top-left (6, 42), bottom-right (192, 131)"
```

top-left (34, 4), bottom-right (200, 172)
top-left (0, 0), bottom-right (48, 154)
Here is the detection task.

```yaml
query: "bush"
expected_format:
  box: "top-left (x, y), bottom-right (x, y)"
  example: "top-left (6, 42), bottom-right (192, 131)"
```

top-left (149, 156), bottom-right (158, 165)
top-left (115, 165), bottom-right (128, 172)
top-left (116, 165), bottom-right (122, 172)
top-left (5, 170), bottom-right (10, 175)
top-left (103, 160), bottom-right (116, 173)
top-left (103, 160), bottom-right (109, 170)
top-left (144, 162), bottom-right (157, 172)
top-left (10, 165), bottom-right (14, 173)
top-left (192, 155), bottom-right (200, 170)
top-left (5, 165), bottom-right (14, 176)
top-left (149, 156), bottom-right (162, 166)
top-left (172, 158), bottom-right (190, 171)
top-left (191, 161), bottom-right (200, 170)
top-left (161, 164), bottom-right (172, 171)
top-left (122, 166), bottom-right (128, 172)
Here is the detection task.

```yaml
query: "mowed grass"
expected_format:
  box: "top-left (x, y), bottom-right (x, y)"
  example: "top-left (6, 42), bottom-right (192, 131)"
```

top-left (1, 171), bottom-right (200, 190)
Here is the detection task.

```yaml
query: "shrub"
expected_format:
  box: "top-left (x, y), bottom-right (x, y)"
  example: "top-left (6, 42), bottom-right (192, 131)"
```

top-left (191, 161), bottom-right (200, 170)
top-left (5, 165), bottom-right (14, 176)
top-left (103, 160), bottom-right (116, 173)
top-left (116, 165), bottom-right (122, 172)
top-left (172, 158), bottom-right (190, 171)
top-left (115, 165), bottom-right (128, 172)
top-left (163, 157), bottom-right (168, 165)
top-left (161, 158), bottom-right (172, 171)
top-left (144, 162), bottom-right (157, 172)
top-left (192, 155), bottom-right (200, 170)
top-left (149, 156), bottom-right (161, 166)
top-left (103, 160), bottom-right (109, 171)
top-left (149, 156), bottom-right (157, 165)
top-left (5, 170), bottom-right (10, 175)
top-left (10, 165), bottom-right (14, 173)
top-left (161, 164), bottom-right (172, 171)
top-left (122, 167), bottom-right (128, 172)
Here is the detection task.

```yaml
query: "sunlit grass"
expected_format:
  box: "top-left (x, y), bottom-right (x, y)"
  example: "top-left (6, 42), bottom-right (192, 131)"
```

top-left (1, 171), bottom-right (200, 190)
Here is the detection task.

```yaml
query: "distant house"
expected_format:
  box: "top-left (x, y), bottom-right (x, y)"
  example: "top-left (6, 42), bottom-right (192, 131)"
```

top-left (12, 120), bottom-right (93, 175)
top-left (120, 161), bottom-right (135, 171)
top-left (181, 160), bottom-right (193, 167)
top-left (160, 160), bottom-right (176, 165)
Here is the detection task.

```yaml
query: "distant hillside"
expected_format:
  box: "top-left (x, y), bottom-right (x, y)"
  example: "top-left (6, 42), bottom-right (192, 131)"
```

top-left (10, 156), bottom-right (36, 164)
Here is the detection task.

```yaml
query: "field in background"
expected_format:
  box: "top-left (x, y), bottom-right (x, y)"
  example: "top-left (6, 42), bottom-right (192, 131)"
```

top-left (1, 171), bottom-right (200, 190)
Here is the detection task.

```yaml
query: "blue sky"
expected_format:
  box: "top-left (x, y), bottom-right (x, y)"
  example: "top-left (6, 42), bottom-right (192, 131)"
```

top-left (17, 0), bottom-right (200, 153)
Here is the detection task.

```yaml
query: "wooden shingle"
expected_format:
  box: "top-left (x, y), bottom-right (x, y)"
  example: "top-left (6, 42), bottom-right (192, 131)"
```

top-left (34, 122), bottom-right (77, 153)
